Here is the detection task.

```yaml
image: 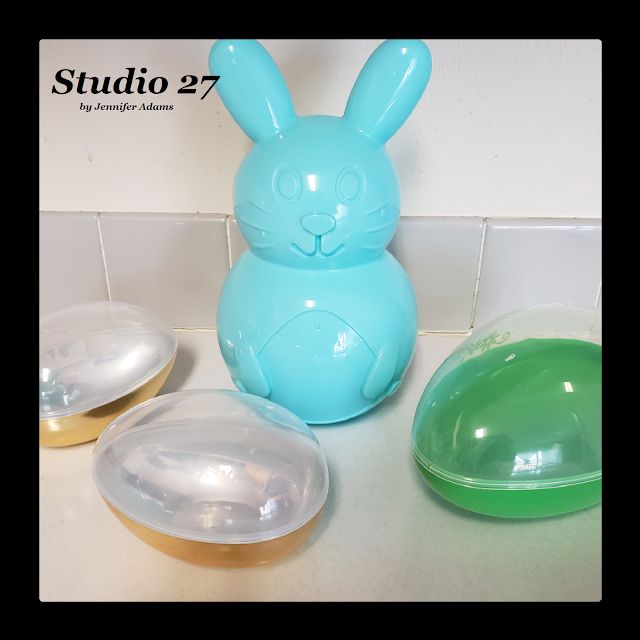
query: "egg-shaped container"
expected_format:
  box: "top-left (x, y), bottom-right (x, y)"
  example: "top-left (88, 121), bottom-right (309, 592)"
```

top-left (412, 304), bottom-right (601, 518)
top-left (39, 301), bottom-right (177, 447)
top-left (92, 389), bottom-right (329, 567)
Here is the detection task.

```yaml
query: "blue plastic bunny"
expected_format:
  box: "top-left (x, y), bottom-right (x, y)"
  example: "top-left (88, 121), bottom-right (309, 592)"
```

top-left (210, 39), bottom-right (432, 424)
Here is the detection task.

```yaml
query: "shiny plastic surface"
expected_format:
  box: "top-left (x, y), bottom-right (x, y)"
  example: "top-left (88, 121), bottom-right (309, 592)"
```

top-left (93, 390), bottom-right (329, 545)
top-left (412, 304), bottom-right (602, 518)
top-left (40, 301), bottom-right (177, 419)
top-left (39, 357), bottom-right (175, 447)
top-left (209, 39), bottom-right (431, 424)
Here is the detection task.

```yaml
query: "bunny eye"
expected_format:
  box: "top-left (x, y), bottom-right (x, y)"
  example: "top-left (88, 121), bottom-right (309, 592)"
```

top-left (274, 166), bottom-right (303, 203)
top-left (336, 166), bottom-right (365, 205)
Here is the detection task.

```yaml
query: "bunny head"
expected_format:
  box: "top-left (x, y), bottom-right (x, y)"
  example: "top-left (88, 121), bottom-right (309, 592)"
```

top-left (210, 40), bottom-right (432, 268)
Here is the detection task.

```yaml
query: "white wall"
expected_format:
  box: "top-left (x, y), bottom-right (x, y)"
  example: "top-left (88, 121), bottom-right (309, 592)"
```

top-left (39, 39), bottom-right (601, 217)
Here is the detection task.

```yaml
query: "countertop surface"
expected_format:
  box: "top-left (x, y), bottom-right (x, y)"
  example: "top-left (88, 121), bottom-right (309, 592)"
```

top-left (39, 332), bottom-right (602, 601)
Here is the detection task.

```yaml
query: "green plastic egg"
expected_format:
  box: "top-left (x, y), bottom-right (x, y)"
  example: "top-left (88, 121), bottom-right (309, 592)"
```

top-left (412, 304), bottom-right (601, 518)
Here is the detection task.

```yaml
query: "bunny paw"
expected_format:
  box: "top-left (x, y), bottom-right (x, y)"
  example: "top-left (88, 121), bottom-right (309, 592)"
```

top-left (236, 344), bottom-right (271, 398)
top-left (386, 379), bottom-right (403, 396)
top-left (362, 344), bottom-right (400, 401)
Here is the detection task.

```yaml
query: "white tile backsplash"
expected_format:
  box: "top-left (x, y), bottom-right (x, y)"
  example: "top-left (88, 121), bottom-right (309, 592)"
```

top-left (389, 217), bottom-right (484, 331)
top-left (39, 212), bottom-right (109, 317)
top-left (40, 213), bottom-right (602, 331)
top-left (99, 213), bottom-right (228, 328)
top-left (474, 219), bottom-right (601, 328)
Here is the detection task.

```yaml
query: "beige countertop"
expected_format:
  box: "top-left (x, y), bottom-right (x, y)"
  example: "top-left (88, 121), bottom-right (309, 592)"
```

top-left (39, 331), bottom-right (602, 601)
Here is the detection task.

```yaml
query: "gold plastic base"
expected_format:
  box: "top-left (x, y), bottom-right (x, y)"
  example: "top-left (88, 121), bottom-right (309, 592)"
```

top-left (39, 355), bottom-right (176, 448)
top-left (106, 501), bottom-right (323, 568)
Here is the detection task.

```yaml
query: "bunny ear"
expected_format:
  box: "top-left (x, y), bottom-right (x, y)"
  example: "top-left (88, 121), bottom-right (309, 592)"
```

top-left (344, 40), bottom-right (432, 144)
top-left (209, 39), bottom-right (297, 142)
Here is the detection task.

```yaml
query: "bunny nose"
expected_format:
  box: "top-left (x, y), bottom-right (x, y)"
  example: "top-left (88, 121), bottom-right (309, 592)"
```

top-left (301, 213), bottom-right (336, 236)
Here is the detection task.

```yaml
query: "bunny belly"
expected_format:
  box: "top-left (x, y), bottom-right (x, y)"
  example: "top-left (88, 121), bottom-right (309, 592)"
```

top-left (261, 310), bottom-right (376, 423)
top-left (217, 251), bottom-right (417, 423)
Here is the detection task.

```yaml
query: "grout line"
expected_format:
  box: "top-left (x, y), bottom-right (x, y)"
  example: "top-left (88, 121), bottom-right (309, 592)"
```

top-left (40, 211), bottom-right (603, 222)
top-left (418, 330), bottom-right (472, 337)
top-left (173, 327), bottom-right (468, 336)
top-left (224, 215), bottom-right (233, 269)
top-left (595, 280), bottom-right (602, 308)
top-left (468, 218), bottom-right (488, 330)
top-left (96, 214), bottom-right (112, 301)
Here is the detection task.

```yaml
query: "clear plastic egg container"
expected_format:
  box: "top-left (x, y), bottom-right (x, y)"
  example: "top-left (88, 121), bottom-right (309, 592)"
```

top-left (39, 301), bottom-right (177, 446)
top-left (93, 389), bottom-right (329, 567)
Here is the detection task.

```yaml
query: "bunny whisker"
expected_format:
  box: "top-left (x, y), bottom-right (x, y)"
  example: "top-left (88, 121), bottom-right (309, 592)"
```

top-left (247, 201), bottom-right (274, 217)
top-left (364, 219), bottom-right (399, 234)
top-left (364, 203), bottom-right (391, 217)
top-left (236, 217), bottom-right (272, 234)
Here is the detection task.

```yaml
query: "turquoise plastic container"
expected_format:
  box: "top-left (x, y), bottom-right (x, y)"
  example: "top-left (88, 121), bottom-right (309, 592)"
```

top-left (210, 40), bottom-right (432, 424)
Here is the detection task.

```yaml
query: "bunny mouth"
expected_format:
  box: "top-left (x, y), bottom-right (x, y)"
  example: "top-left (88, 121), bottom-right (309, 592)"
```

top-left (291, 235), bottom-right (346, 258)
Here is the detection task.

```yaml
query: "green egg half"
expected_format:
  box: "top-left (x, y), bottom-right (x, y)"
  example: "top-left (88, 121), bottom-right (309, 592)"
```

top-left (412, 305), bottom-right (601, 518)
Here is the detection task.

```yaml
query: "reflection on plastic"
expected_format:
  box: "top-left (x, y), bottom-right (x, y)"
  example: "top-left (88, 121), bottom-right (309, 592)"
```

top-left (39, 301), bottom-right (177, 418)
top-left (93, 390), bottom-right (329, 567)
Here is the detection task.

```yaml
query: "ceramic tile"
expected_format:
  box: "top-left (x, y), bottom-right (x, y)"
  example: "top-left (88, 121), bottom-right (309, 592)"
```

top-left (99, 213), bottom-right (228, 328)
top-left (39, 212), bottom-right (109, 317)
top-left (228, 216), bottom-right (249, 265)
top-left (389, 217), bottom-right (484, 331)
top-left (475, 219), bottom-right (601, 327)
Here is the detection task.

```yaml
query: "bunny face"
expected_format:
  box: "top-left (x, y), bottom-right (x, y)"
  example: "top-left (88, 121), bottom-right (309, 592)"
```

top-left (234, 116), bottom-right (400, 268)
top-left (210, 39), bottom-right (432, 268)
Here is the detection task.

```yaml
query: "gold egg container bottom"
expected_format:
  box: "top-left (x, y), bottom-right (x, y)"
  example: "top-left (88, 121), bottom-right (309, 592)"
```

top-left (39, 355), bottom-right (176, 447)
top-left (106, 501), bottom-right (323, 568)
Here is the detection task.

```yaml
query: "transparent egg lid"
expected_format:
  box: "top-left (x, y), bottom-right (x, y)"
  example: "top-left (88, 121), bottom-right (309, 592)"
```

top-left (39, 301), bottom-right (177, 419)
top-left (412, 304), bottom-right (602, 490)
top-left (92, 389), bottom-right (329, 545)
